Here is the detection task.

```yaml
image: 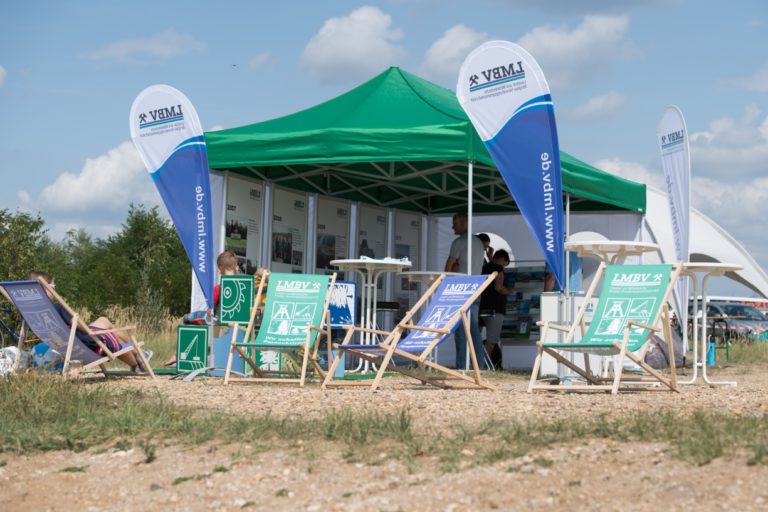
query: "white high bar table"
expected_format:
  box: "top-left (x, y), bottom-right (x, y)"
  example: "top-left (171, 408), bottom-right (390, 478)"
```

top-left (330, 258), bottom-right (412, 373)
top-left (679, 262), bottom-right (742, 387)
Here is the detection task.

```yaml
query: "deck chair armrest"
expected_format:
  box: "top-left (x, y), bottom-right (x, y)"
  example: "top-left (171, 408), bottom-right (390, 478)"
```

top-left (342, 326), bottom-right (391, 336)
top-left (625, 320), bottom-right (659, 332)
top-left (538, 321), bottom-right (571, 333)
top-left (401, 323), bottom-right (449, 335)
top-left (89, 325), bottom-right (136, 335)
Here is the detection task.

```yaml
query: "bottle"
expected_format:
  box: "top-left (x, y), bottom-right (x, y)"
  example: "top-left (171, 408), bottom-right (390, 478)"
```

top-left (707, 339), bottom-right (716, 366)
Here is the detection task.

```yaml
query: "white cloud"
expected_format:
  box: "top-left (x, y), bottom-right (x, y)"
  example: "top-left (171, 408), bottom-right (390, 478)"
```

top-left (301, 5), bottom-right (405, 83)
top-left (83, 28), bottom-right (206, 62)
top-left (517, 15), bottom-right (639, 90)
top-left (0, 65), bottom-right (6, 86)
top-left (689, 105), bottom-right (768, 178)
top-left (566, 91), bottom-right (625, 121)
top-left (594, 156), bottom-right (768, 270)
top-left (732, 63), bottom-right (768, 92)
top-left (248, 51), bottom-right (272, 70)
top-left (593, 157), bottom-right (665, 190)
top-left (20, 141), bottom-right (160, 217)
top-left (420, 24), bottom-right (488, 80)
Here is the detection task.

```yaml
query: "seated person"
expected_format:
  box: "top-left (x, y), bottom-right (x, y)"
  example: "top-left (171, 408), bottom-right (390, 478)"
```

top-left (479, 250), bottom-right (513, 363)
top-left (182, 250), bottom-right (240, 325)
top-left (30, 270), bottom-right (152, 373)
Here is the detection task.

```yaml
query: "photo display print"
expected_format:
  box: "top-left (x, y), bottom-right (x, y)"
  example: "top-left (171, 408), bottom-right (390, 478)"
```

top-left (258, 273), bottom-right (330, 346)
top-left (398, 275), bottom-right (487, 352)
top-left (584, 264), bottom-right (673, 345)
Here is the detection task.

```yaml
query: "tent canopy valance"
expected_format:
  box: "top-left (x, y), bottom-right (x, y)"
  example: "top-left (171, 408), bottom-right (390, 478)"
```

top-left (204, 67), bottom-right (645, 215)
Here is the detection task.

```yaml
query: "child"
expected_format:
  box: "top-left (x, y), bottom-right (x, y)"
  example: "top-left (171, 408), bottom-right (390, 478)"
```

top-left (166, 251), bottom-right (241, 367)
top-left (30, 270), bottom-right (152, 373)
top-left (181, 250), bottom-right (240, 324)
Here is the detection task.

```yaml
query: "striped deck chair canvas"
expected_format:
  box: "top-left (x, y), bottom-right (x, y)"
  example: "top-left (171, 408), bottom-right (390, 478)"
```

top-left (528, 262), bottom-right (683, 394)
top-left (0, 279), bottom-right (154, 378)
top-left (224, 270), bottom-right (336, 387)
top-left (323, 273), bottom-right (497, 391)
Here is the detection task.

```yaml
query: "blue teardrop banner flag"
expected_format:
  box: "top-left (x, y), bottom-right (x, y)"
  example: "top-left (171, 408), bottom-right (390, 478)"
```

top-left (129, 85), bottom-right (215, 309)
top-left (457, 41), bottom-right (565, 290)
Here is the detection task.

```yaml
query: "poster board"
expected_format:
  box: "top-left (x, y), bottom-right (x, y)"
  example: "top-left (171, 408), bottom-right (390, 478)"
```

top-left (394, 210), bottom-right (422, 320)
top-left (357, 204), bottom-right (387, 259)
top-left (316, 196), bottom-right (350, 274)
top-left (271, 187), bottom-right (307, 273)
top-left (225, 176), bottom-right (263, 273)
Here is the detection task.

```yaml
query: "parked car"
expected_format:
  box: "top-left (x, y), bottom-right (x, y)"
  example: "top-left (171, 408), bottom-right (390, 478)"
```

top-left (689, 301), bottom-right (768, 342)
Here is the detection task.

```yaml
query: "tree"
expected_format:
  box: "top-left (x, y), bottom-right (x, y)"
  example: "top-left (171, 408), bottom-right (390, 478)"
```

top-left (106, 205), bottom-right (191, 316)
top-left (0, 209), bottom-right (49, 281)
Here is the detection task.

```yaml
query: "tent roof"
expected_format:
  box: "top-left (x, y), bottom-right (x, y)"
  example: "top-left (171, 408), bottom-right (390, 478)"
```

top-left (205, 67), bottom-right (645, 214)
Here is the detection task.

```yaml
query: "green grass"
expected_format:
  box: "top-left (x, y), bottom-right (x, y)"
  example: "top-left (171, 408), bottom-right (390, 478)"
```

top-left (729, 342), bottom-right (768, 365)
top-left (1, 374), bottom-right (767, 469)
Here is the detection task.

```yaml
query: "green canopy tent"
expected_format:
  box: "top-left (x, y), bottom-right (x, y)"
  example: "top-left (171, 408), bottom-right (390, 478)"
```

top-left (204, 67), bottom-right (645, 216)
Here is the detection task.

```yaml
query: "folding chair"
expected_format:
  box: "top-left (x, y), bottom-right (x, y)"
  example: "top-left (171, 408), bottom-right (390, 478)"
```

top-left (528, 262), bottom-right (683, 394)
top-left (0, 279), bottom-right (155, 378)
top-left (223, 270), bottom-right (336, 387)
top-left (322, 273), bottom-right (497, 392)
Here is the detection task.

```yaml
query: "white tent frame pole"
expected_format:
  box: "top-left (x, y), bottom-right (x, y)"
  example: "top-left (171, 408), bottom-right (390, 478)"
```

top-left (466, 160), bottom-right (474, 370)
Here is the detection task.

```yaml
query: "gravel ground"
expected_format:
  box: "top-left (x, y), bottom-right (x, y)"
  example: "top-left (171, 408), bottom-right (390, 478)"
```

top-left (2, 364), bottom-right (767, 511)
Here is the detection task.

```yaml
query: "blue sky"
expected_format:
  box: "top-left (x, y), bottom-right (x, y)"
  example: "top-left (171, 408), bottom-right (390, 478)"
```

top-left (1, 0), bottom-right (767, 291)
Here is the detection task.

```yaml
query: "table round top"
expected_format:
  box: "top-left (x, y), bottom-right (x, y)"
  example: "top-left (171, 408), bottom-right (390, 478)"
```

top-left (564, 240), bottom-right (660, 263)
top-left (330, 258), bottom-right (412, 271)
top-left (398, 271), bottom-right (462, 281)
top-left (681, 262), bottom-right (743, 275)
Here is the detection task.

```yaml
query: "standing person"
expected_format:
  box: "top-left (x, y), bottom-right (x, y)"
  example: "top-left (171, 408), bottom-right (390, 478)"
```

top-left (444, 212), bottom-right (485, 369)
top-left (480, 250), bottom-right (513, 368)
top-left (477, 233), bottom-right (494, 263)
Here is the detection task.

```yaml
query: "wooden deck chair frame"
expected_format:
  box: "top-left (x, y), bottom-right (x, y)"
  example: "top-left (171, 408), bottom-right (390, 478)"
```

top-left (223, 270), bottom-right (336, 387)
top-left (322, 272), bottom-right (498, 392)
top-left (0, 279), bottom-right (155, 379)
top-left (527, 262), bottom-right (683, 394)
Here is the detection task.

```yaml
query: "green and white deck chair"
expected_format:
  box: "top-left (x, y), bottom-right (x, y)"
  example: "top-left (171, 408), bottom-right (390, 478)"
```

top-left (322, 273), bottom-right (497, 392)
top-left (528, 262), bottom-right (683, 394)
top-left (0, 279), bottom-right (154, 379)
top-left (224, 270), bottom-right (336, 387)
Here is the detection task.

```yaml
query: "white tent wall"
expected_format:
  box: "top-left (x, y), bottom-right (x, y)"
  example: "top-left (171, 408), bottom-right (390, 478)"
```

top-left (642, 187), bottom-right (768, 298)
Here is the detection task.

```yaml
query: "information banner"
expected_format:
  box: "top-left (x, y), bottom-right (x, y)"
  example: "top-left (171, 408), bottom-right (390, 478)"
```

top-left (176, 325), bottom-right (209, 373)
top-left (657, 105), bottom-right (690, 324)
top-left (129, 85), bottom-right (215, 308)
top-left (257, 273), bottom-right (330, 347)
top-left (457, 41), bottom-right (565, 290)
top-left (329, 280), bottom-right (356, 328)
top-left (218, 274), bottom-right (254, 325)
top-left (399, 275), bottom-right (487, 352)
top-left (584, 264), bottom-right (672, 345)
